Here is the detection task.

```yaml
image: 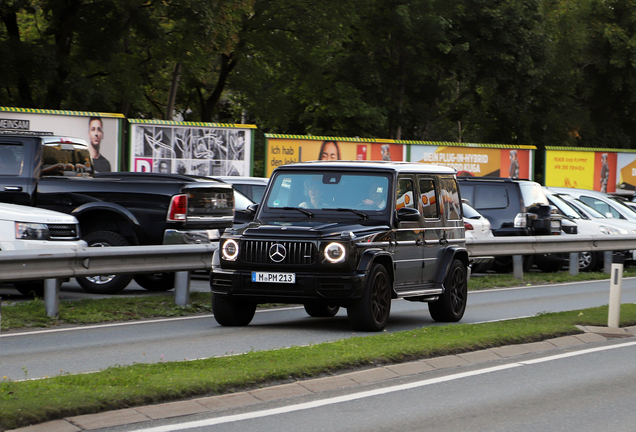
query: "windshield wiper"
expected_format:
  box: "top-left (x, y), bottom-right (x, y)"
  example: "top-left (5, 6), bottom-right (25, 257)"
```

top-left (282, 207), bottom-right (314, 218)
top-left (335, 208), bottom-right (368, 220)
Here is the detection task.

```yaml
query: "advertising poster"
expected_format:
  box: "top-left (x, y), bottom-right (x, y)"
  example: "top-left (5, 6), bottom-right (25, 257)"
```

top-left (617, 152), bottom-right (636, 192)
top-left (265, 135), bottom-right (404, 176)
top-left (0, 107), bottom-right (123, 171)
top-left (130, 120), bottom-right (255, 176)
top-left (545, 148), bottom-right (622, 193)
top-left (409, 144), bottom-right (533, 179)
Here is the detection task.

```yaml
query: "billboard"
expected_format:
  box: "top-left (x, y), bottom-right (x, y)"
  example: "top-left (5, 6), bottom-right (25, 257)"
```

top-left (265, 135), bottom-right (404, 176)
top-left (129, 120), bottom-right (255, 176)
top-left (544, 147), bottom-right (636, 193)
top-left (0, 107), bottom-right (124, 171)
top-left (408, 144), bottom-right (534, 179)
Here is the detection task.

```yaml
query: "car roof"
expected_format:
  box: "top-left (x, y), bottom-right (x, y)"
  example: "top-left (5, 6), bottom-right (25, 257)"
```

top-left (547, 187), bottom-right (609, 197)
top-left (216, 176), bottom-right (270, 185)
top-left (273, 160), bottom-right (457, 174)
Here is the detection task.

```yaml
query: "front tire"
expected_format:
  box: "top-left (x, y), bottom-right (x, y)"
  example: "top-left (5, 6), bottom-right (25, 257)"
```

top-left (76, 231), bottom-right (134, 294)
top-left (429, 259), bottom-right (467, 322)
top-left (212, 293), bottom-right (257, 326)
top-left (304, 304), bottom-right (340, 317)
top-left (578, 252), bottom-right (598, 272)
top-left (347, 263), bottom-right (391, 331)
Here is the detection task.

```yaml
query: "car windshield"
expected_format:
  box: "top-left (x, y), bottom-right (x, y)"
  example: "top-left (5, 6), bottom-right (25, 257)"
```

top-left (560, 195), bottom-right (606, 218)
top-left (607, 196), bottom-right (636, 217)
top-left (547, 194), bottom-right (582, 219)
top-left (462, 203), bottom-right (482, 219)
top-left (265, 172), bottom-right (390, 213)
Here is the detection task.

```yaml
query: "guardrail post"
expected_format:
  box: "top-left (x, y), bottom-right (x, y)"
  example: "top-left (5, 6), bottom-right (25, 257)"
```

top-left (513, 255), bottom-right (524, 280)
top-left (44, 278), bottom-right (60, 318)
top-left (569, 253), bottom-right (579, 275)
top-left (174, 271), bottom-right (191, 306)
top-left (608, 253), bottom-right (624, 328)
top-left (604, 251), bottom-right (612, 274)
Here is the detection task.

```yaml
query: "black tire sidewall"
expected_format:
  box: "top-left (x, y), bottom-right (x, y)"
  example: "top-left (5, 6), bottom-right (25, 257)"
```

top-left (76, 231), bottom-right (134, 294)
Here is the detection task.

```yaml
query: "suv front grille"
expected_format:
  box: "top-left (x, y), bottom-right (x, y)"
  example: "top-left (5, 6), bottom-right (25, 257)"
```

top-left (48, 223), bottom-right (80, 241)
top-left (240, 240), bottom-right (316, 265)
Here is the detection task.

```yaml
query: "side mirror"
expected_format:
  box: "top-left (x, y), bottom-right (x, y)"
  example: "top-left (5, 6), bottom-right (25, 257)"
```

top-left (246, 203), bottom-right (259, 216)
top-left (605, 212), bottom-right (614, 219)
top-left (396, 207), bottom-right (421, 221)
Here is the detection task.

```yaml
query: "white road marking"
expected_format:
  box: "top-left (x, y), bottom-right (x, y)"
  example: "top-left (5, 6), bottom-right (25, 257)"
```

top-left (133, 340), bottom-right (636, 432)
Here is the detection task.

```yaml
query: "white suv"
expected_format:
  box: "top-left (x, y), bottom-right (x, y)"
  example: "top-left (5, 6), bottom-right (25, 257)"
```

top-left (0, 203), bottom-right (86, 295)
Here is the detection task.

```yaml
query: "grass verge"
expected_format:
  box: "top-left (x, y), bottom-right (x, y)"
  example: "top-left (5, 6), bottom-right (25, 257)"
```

top-left (1, 304), bottom-right (636, 430)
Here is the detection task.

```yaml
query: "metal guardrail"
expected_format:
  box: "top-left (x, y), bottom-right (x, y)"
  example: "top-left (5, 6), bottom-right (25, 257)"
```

top-left (465, 234), bottom-right (636, 256)
top-left (0, 244), bottom-right (217, 282)
top-left (2, 235), bottom-right (635, 317)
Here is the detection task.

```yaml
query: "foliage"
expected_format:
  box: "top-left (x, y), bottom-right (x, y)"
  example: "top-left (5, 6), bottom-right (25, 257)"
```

top-left (2, 0), bottom-right (636, 156)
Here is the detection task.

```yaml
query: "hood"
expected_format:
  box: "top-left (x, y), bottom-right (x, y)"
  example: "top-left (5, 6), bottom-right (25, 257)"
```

top-left (0, 203), bottom-right (78, 224)
top-left (230, 220), bottom-right (390, 240)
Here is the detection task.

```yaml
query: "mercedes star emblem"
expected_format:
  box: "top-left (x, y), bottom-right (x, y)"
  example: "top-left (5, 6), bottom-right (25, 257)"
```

top-left (269, 243), bottom-right (287, 262)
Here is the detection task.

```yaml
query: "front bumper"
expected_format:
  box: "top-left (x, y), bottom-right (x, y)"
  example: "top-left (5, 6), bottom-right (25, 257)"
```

top-left (211, 268), bottom-right (367, 305)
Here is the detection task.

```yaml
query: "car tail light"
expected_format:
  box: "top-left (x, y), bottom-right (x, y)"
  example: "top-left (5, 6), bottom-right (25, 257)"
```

top-left (513, 213), bottom-right (527, 228)
top-left (168, 194), bottom-right (188, 221)
top-left (464, 222), bottom-right (474, 230)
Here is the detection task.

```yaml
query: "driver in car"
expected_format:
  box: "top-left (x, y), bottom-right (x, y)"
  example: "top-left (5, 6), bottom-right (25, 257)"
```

top-left (360, 181), bottom-right (387, 209)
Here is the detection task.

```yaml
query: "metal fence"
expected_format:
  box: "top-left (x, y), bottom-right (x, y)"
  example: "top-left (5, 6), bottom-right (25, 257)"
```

top-left (3, 235), bottom-right (636, 317)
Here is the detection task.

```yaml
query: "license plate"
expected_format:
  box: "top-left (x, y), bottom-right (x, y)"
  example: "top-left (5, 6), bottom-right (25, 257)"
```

top-left (251, 272), bottom-right (296, 283)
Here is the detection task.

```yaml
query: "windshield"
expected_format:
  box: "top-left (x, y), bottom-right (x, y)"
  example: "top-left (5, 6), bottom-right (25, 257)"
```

top-left (519, 182), bottom-right (549, 208)
top-left (547, 194), bottom-right (582, 219)
top-left (560, 195), bottom-right (606, 218)
top-left (265, 172), bottom-right (390, 212)
top-left (607, 196), bottom-right (636, 217)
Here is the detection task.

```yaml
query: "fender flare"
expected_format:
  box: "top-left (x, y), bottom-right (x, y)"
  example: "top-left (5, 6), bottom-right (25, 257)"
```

top-left (71, 202), bottom-right (144, 241)
top-left (435, 246), bottom-right (470, 286)
top-left (357, 249), bottom-right (394, 282)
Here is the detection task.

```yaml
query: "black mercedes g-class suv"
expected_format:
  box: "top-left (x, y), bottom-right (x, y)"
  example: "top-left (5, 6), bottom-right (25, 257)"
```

top-left (210, 161), bottom-right (469, 332)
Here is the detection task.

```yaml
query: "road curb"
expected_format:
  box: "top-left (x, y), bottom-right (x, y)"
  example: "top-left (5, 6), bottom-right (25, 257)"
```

top-left (8, 325), bottom-right (636, 432)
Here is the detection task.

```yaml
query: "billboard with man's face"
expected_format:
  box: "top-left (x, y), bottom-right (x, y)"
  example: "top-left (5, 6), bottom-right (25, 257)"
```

top-left (0, 107), bottom-right (123, 172)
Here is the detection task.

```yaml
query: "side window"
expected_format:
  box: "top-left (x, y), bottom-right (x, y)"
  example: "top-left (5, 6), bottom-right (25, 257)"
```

top-left (474, 185), bottom-right (508, 210)
top-left (440, 178), bottom-right (461, 220)
top-left (419, 178), bottom-right (439, 219)
top-left (396, 178), bottom-right (414, 210)
top-left (0, 144), bottom-right (23, 176)
top-left (580, 196), bottom-right (621, 219)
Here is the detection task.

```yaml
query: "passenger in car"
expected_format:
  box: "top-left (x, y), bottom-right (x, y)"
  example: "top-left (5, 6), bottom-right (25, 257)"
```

top-left (299, 180), bottom-right (328, 209)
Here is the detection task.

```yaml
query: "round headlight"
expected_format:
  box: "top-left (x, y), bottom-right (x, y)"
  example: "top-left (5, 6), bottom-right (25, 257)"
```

top-left (324, 242), bottom-right (346, 263)
top-left (222, 239), bottom-right (239, 261)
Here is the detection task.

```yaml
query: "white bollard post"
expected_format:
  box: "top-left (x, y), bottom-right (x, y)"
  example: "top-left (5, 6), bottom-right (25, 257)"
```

top-left (608, 253), bottom-right (624, 328)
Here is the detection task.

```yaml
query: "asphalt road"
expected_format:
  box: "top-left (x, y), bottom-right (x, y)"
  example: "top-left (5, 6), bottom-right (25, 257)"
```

top-left (118, 339), bottom-right (636, 432)
top-left (1, 276), bottom-right (635, 381)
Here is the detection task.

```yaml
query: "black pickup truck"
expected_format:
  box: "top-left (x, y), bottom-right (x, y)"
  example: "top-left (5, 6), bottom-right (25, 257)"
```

top-left (0, 134), bottom-right (234, 294)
